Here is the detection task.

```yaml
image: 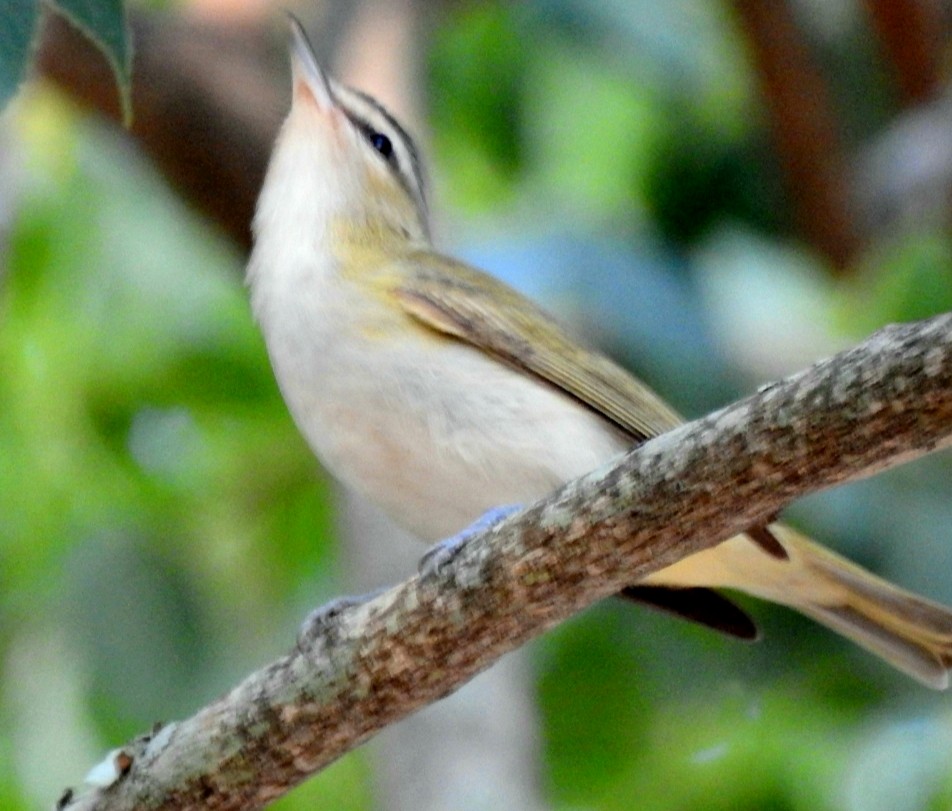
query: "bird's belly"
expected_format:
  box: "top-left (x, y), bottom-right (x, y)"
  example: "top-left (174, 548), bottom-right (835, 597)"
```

top-left (274, 331), bottom-right (629, 541)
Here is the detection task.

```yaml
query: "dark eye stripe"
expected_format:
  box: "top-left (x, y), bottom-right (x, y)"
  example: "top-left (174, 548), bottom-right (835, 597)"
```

top-left (350, 91), bottom-right (427, 216)
top-left (342, 104), bottom-right (427, 222)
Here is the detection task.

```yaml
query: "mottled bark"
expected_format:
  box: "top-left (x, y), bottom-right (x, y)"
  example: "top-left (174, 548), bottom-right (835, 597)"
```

top-left (61, 312), bottom-right (952, 811)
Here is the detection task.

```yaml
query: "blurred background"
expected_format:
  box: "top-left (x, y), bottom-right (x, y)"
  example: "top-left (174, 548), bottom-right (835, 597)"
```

top-left (3, 0), bottom-right (952, 809)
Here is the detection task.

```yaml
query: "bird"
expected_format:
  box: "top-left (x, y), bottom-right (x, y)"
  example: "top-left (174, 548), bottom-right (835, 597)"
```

top-left (245, 17), bottom-right (952, 688)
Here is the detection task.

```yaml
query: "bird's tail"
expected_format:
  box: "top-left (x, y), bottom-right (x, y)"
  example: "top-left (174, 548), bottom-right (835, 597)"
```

top-left (644, 524), bottom-right (952, 688)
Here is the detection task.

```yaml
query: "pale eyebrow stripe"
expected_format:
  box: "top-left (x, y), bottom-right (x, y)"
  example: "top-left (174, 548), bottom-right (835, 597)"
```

top-left (350, 90), bottom-right (427, 215)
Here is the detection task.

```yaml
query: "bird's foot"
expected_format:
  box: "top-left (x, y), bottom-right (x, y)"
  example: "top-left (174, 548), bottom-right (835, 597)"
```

top-left (296, 588), bottom-right (385, 650)
top-left (418, 504), bottom-right (523, 579)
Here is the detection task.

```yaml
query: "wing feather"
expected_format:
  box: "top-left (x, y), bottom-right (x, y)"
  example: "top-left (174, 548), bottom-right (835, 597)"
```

top-left (393, 252), bottom-right (788, 561)
top-left (394, 253), bottom-right (682, 443)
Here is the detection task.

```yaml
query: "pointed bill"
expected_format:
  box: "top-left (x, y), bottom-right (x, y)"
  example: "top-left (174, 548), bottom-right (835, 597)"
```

top-left (287, 14), bottom-right (335, 110)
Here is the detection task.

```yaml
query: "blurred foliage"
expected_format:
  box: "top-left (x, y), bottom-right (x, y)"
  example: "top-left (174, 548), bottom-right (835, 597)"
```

top-left (645, 120), bottom-right (787, 245)
top-left (428, 3), bottom-right (527, 204)
top-left (0, 92), bottom-right (353, 808)
top-left (0, 0), bottom-right (131, 119)
top-left (842, 231), bottom-right (952, 331)
top-left (2, 1), bottom-right (952, 810)
top-left (0, 0), bottom-right (41, 111)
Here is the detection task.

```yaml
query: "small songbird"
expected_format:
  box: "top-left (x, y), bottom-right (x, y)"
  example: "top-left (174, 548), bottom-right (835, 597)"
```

top-left (247, 19), bottom-right (952, 687)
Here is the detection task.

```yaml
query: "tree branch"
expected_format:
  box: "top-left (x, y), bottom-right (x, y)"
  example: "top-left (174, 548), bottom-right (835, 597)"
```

top-left (731, 0), bottom-right (860, 271)
top-left (862, 0), bottom-right (945, 106)
top-left (59, 312), bottom-right (952, 810)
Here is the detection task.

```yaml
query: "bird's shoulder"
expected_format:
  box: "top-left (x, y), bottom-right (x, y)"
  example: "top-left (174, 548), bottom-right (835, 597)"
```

top-left (388, 249), bottom-right (683, 443)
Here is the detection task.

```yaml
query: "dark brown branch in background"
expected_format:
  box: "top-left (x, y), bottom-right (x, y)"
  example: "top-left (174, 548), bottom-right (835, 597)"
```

top-left (863, 0), bottom-right (945, 105)
top-left (732, 0), bottom-right (860, 272)
top-left (36, 12), bottom-right (280, 251)
top-left (62, 312), bottom-right (952, 811)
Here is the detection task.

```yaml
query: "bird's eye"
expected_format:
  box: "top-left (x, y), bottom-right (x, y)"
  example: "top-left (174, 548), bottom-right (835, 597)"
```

top-left (369, 132), bottom-right (393, 159)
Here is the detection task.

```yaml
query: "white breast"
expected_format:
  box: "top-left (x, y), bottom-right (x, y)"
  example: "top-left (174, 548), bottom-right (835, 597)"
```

top-left (250, 257), bottom-right (628, 541)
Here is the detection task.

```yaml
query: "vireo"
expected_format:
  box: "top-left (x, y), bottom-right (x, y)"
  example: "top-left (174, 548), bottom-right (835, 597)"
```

top-left (246, 19), bottom-right (952, 687)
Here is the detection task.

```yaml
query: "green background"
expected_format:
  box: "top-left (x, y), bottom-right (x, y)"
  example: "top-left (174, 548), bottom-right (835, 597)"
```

top-left (2, 2), bottom-right (952, 809)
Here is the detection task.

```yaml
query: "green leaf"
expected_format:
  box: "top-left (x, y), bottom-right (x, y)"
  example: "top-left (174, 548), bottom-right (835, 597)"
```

top-left (0, 0), bottom-right (41, 109)
top-left (49, 0), bottom-right (132, 123)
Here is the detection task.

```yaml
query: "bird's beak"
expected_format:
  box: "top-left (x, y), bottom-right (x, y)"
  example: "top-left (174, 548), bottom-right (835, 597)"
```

top-left (287, 14), bottom-right (335, 111)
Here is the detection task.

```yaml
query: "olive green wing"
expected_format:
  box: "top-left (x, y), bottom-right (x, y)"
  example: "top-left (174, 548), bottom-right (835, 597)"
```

top-left (393, 255), bottom-right (770, 635)
top-left (393, 252), bottom-right (683, 443)
top-left (392, 251), bottom-right (788, 563)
